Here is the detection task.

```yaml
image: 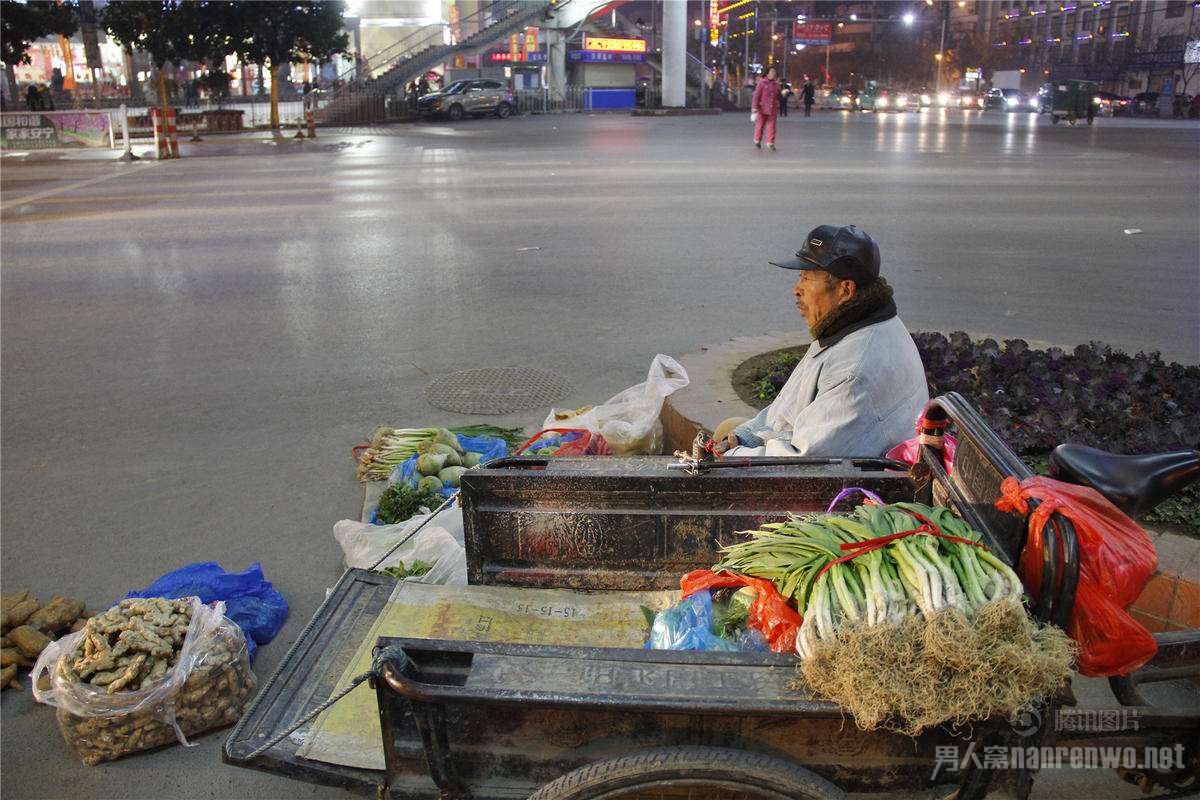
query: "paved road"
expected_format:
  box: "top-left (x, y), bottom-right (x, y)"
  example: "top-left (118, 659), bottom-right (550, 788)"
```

top-left (2, 110), bottom-right (1197, 800)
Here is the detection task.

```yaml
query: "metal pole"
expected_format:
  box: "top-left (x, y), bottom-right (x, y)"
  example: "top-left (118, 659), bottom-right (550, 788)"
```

top-left (117, 103), bottom-right (139, 161)
top-left (936, 8), bottom-right (947, 93)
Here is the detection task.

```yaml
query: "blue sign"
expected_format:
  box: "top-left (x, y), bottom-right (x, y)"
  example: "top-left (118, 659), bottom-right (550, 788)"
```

top-left (568, 50), bottom-right (646, 63)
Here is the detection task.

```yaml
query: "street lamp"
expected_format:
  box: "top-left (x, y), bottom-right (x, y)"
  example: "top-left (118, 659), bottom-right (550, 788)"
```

top-left (849, 13), bottom-right (857, 21)
top-left (902, 12), bottom-right (916, 25)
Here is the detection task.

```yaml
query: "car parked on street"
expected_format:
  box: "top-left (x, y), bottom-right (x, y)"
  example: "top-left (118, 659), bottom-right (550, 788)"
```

top-left (417, 79), bottom-right (514, 121)
top-left (1132, 91), bottom-right (1159, 115)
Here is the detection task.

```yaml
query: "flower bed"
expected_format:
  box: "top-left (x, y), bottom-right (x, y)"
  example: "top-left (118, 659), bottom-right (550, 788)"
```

top-left (735, 331), bottom-right (1199, 534)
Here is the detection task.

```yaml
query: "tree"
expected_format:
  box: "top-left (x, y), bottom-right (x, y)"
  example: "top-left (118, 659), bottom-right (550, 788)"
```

top-left (173, 1), bottom-right (243, 103)
top-left (101, 1), bottom-right (186, 110)
top-left (1, 0), bottom-right (78, 105)
top-left (233, 1), bottom-right (346, 129)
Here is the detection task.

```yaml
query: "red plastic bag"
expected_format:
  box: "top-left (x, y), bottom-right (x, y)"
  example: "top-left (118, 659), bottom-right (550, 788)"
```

top-left (886, 415), bottom-right (956, 474)
top-left (996, 476), bottom-right (1158, 677)
top-left (516, 428), bottom-right (611, 457)
top-left (681, 570), bottom-right (801, 654)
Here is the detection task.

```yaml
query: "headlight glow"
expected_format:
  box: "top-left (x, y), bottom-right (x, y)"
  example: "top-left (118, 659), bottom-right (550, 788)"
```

top-left (896, 94), bottom-right (908, 106)
top-left (1005, 96), bottom-right (1019, 107)
top-left (1093, 96), bottom-right (1102, 104)
top-left (921, 94), bottom-right (932, 105)
top-left (1029, 97), bottom-right (1038, 107)
top-left (938, 92), bottom-right (950, 105)
top-left (876, 97), bottom-right (889, 107)
top-left (840, 96), bottom-right (850, 104)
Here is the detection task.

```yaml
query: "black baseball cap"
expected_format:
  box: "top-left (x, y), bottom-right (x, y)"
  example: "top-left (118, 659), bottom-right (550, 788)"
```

top-left (770, 224), bottom-right (881, 287)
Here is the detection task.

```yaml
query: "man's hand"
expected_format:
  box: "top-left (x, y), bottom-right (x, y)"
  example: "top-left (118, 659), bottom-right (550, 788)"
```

top-left (712, 433), bottom-right (739, 455)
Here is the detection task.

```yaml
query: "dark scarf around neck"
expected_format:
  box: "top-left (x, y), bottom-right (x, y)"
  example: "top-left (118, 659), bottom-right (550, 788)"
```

top-left (810, 276), bottom-right (897, 348)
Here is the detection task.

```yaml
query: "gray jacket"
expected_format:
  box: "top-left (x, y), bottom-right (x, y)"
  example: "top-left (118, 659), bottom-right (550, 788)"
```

top-left (732, 316), bottom-right (929, 458)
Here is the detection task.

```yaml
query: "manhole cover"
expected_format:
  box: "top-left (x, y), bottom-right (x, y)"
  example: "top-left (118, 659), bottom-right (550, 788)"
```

top-left (424, 367), bottom-right (571, 415)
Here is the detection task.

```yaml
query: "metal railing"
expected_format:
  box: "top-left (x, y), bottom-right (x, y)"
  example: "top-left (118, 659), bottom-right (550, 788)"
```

top-left (513, 85), bottom-right (587, 114)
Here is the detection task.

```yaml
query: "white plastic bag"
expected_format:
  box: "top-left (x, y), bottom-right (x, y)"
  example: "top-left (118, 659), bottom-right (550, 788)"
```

top-left (751, 109), bottom-right (759, 123)
top-left (333, 518), bottom-right (467, 585)
top-left (31, 597), bottom-right (255, 764)
top-left (544, 354), bottom-right (689, 455)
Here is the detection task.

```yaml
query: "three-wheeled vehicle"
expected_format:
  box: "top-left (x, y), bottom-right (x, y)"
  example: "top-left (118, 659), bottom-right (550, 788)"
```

top-left (225, 393), bottom-right (1200, 799)
top-left (1050, 79), bottom-right (1100, 125)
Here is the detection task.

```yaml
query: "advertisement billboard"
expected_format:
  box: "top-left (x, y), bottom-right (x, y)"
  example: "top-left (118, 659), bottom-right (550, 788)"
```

top-left (792, 21), bottom-right (832, 46)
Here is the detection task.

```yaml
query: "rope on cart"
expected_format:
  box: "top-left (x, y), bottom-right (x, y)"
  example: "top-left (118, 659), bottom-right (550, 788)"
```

top-left (242, 494), bottom-right (463, 762)
top-left (367, 492), bottom-right (460, 572)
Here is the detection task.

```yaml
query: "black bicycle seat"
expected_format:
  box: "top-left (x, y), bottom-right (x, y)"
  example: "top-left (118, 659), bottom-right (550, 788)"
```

top-left (1049, 444), bottom-right (1200, 516)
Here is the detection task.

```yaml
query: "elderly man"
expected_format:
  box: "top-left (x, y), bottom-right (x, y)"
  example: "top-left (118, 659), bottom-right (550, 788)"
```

top-left (717, 224), bottom-right (928, 457)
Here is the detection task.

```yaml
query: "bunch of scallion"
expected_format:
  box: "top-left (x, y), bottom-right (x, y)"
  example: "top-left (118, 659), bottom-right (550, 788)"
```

top-left (716, 502), bottom-right (1024, 658)
top-left (356, 428), bottom-right (459, 482)
top-left (714, 502), bottom-right (1074, 736)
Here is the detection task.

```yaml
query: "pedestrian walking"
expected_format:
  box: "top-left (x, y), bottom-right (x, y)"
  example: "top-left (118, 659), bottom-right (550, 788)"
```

top-left (778, 81), bottom-right (790, 117)
top-left (751, 66), bottom-right (780, 150)
top-left (25, 84), bottom-right (40, 111)
top-left (802, 81), bottom-right (815, 117)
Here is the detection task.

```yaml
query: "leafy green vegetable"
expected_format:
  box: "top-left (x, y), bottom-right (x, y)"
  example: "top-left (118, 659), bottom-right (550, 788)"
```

top-left (380, 560), bottom-right (435, 580)
top-left (376, 482), bottom-right (442, 525)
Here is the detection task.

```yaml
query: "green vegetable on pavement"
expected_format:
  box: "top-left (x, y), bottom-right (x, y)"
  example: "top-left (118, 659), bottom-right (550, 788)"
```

top-left (437, 466), bottom-right (468, 488)
top-left (416, 475), bottom-right (444, 494)
top-left (416, 453), bottom-right (449, 477)
top-left (356, 428), bottom-right (443, 482)
top-left (379, 560), bottom-right (435, 580)
top-left (376, 482), bottom-right (442, 525)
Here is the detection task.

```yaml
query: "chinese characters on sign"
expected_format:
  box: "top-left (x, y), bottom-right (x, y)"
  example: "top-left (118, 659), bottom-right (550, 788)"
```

top-left (582, 35), bottom-right (648, 53)
top-left (1, 111), bottom-right (112, 149)
top-left (568, 51), bottom-right (646, 63)
top-left (793, 22), bottom-right (833, 46)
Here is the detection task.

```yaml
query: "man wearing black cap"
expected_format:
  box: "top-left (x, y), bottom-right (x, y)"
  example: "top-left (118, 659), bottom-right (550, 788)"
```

top-left (716, 224), bottom-right (929, 457)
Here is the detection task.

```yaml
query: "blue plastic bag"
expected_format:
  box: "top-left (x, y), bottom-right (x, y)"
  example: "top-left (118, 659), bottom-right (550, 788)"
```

top-left (391, 434), bottom-right (507, 500)
top-left (123, 562), bottom-right (288, 662)
top-left (645, 591), bottom-right (767, 652)
top-left (521, 431), bottom-right (582, 454)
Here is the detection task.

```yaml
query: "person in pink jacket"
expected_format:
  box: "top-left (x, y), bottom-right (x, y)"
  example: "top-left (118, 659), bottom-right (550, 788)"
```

top-left (752, 66), bottom-right (781, 150)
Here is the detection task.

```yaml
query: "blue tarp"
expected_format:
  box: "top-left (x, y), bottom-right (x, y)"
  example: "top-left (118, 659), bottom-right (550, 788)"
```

top-left (123, 562), bottom-right (288, 661)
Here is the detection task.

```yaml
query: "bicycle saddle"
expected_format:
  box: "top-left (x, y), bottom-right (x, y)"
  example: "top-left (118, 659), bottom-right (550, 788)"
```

top-left (1049, 444), bottom-right (1200, 516)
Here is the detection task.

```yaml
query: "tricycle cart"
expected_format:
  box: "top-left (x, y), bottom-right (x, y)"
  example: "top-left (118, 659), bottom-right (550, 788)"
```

top-left (225, 393), bottom-right (1200, 798)
top-left (1050, 79), bottom-right (1099, 125)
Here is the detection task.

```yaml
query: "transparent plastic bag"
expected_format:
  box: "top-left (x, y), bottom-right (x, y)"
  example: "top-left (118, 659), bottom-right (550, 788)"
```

top-left (31, 597), bottom-right (256, 765)
top-left (333, 519), bottom-right (467, 585)
top-left (680, 569), bottom-right (802, 654)
top-left (645, 591), bottom-right (767, 652)
top-left (544, 354), bottom-right (689, 455)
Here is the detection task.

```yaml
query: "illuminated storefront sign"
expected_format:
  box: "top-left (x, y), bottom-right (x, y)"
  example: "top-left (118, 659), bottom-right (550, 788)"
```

top-left (491, 51), bottom-right (546, 62)
top-left (582, 35), bottom-right (647, 53)
top-left (568, 50), bottom-right (645, 63)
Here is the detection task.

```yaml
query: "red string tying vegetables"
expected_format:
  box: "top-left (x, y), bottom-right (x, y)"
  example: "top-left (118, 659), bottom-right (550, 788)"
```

top-left (813, 506), bottom-right (985, 586)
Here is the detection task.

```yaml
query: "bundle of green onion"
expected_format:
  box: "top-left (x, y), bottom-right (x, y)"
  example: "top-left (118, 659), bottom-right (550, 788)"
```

top-left (356, 428), bottom-right (457, 482)
top-left (717, 502), bottom-right (1024, 659)
top-left (715, 502), bottom-right (1074, 735)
